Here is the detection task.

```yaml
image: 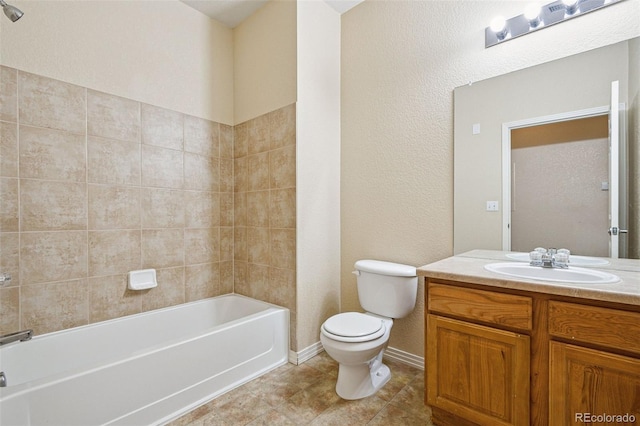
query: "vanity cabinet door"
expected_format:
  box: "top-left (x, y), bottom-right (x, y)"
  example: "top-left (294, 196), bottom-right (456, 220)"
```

top-left (549, 342), bottom-right (640, 426)
top-left (427, 314), bottom-right (530, 426)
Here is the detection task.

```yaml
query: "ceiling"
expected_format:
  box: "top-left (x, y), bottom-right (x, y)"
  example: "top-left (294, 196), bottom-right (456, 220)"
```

top-left (181, 0), bottom-right (363, 28)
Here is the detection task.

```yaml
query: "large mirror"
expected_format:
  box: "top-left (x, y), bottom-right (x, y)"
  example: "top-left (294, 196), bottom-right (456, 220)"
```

top-left (454, 37), bottom-right (639, 259)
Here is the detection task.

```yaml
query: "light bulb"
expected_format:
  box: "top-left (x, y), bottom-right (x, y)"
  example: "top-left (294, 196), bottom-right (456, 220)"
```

top-left (524, 3), bottom-right (542, 28)
top-left (490, 16), bottom-right (507, 33)
top-left (562, 0), bottom-right (580, 15)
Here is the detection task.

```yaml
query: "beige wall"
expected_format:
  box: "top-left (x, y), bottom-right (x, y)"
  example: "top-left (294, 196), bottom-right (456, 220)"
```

top-left (0, 0), bottom-right (233, 125)
top-left (454, 41), bottom-right (630, 254)
top-left (341, 0), bottom-right (640, 357)
top-left (296, 0), bottom-right (341, 352)
top-left (233, 0), bottom-right (297, 124)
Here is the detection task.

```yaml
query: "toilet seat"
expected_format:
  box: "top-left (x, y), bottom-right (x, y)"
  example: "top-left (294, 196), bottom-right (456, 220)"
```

top-left (322, 312), bottom-right (386, 343)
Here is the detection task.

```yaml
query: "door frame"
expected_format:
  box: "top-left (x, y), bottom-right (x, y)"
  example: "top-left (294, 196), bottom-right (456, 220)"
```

top-left (501, 105), bottom-right (627, 254)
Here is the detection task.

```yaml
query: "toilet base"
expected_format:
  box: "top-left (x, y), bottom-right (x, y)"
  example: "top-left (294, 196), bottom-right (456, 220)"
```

top-left (335, 353), bottom-right (391, 400)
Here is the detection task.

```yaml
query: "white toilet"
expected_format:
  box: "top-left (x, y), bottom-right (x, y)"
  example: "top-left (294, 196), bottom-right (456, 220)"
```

top-left (320, 259), bottom-right (418, 400)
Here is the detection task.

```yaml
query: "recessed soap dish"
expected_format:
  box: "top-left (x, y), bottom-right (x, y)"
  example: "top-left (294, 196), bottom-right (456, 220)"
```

top-left (128, 269), bottom-right (157, 290)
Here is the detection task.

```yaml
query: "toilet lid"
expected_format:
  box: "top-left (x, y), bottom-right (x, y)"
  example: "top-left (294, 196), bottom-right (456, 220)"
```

top-left (323, 313), bottom-right (385, 342)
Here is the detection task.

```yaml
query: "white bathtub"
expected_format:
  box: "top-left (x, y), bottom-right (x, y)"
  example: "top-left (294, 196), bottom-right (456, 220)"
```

top-left (0, 294), bottom-right (289, 425)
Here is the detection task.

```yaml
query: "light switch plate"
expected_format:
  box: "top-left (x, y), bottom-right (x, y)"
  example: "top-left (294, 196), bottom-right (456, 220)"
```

top-left (486, 201), bottom-right (499, 211)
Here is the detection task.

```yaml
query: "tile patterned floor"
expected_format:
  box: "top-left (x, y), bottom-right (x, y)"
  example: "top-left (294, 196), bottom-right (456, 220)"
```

top-left (169, 352), bottom-right (432, 425)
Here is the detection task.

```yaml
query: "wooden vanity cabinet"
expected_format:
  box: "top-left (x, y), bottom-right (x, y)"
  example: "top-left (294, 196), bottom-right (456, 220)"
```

top-left (426, 282), bottom-right (532, 426)
top-left (547, 301), bottom-right (640, 426)
top-left (425, 278), bottom-right (640, 426)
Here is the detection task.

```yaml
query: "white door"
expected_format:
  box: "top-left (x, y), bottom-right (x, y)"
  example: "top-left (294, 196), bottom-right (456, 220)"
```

top-left (608, 80), bottom-right (620, 258)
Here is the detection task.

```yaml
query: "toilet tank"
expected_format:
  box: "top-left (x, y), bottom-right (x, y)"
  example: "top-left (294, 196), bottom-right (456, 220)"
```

top-left (354, 260), bottom-right (418, 319)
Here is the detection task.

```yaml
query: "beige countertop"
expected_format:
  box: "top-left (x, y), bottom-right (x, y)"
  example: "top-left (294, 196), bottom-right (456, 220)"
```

top-left (418, 250), bottom-right (640, 306)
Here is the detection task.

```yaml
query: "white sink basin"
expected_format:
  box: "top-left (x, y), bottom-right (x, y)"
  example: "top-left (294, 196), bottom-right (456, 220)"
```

top-left (505, 252), bottom-right (610, 267)
top-left (484, 262), bottom-right (620, 284)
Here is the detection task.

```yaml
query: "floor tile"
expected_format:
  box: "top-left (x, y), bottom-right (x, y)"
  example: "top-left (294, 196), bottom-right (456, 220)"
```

top-left (170, 351), bottom-right (432, 425)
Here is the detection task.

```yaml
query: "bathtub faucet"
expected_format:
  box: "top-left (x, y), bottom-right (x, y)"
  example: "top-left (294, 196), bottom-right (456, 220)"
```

top-left (0, 329), bottom-right (33, 346)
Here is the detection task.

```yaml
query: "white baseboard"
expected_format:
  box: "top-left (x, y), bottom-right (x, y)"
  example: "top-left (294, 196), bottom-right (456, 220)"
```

top-left (289, 341), bottom-right (324, 365)
top-left (384, 346), bottom-right (425, 370)
top-left (290, 342), bottom-right (424, 370)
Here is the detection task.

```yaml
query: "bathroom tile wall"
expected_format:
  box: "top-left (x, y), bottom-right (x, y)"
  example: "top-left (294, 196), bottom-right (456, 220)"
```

top-left (233, 104), bottom-right (297, 349)
top-left (0, 66), bottom-right (235, 335)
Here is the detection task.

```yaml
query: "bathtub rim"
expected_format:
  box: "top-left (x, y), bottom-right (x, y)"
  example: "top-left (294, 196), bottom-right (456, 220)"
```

top-left (0, 293), bottom-right (289, 400)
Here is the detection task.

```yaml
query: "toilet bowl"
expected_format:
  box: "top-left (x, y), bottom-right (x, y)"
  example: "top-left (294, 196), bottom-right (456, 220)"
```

top-left (320, 260), bottom-right (418, 400)
top-left (320, 312), bottom-right (393, 399)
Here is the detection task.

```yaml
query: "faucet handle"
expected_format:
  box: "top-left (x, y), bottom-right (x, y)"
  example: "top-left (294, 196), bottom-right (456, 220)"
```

top-left (0, 273), bottom-right (11, 287)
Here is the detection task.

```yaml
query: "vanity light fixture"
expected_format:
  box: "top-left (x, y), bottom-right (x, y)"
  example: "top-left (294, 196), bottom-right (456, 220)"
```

top-left (486, 0), bottom-right (625, 48)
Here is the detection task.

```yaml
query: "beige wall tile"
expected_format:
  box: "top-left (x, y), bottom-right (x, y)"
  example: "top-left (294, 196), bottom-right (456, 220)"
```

top-left (220, 192), bottom-right (234, 227)
top-left (89, 185), bottom-right (141, 230)
top-left (141, 228), bottom-right (184, 269)
top-left (20, 231), bottom-right (87, 284)
top-left (247, 190), bottom-right (269, 227)
top-left (234, 227), bottom-right (247, 261)
top-left (270, 103), bottom-right (295, 150)
top-left (141, 103), bottom-right (184, 150)
top-left (248, 226), bottom-right (270, 265)
top-left (271, 228), bottom-right (296, 270)
top-left (4, 74), bottom-right (299, 339)
top-left (269, 267), bottom-right (296, 311)
top-left (234, 122), bottom-right (248, 158)
top-left (0, 286), bottom-right (19, 334)
top-left (142, 144), bottom-right (184, 189)
top-left (88, 230), bottom-right (141, 277)
top-left (220, 124), bottom-right (233, 159)
top-left (89, 274), bottom-right (142, 323)
top-left (246, 263), bottom-right (269, 300)
top-left (234, 157), bottom-right (248, 193)
top-left (142, 266), bottom-right (184, 311)
top-left (19, 126), bottom-right (86, 181)
top-left (184, 115), bottom-right (219, 157)
top-left (88, 90), bottom-right (140, 143)
top-left (141, 187), bottom-right (185, 228)
top-left (0, 66), bottom-right (17, 122)
top-left (19, 72), bottom-right (86, 134)
top-left (220, 261), bottom-right (234, 294)
top-left (269, 144), bottom-right (296, 189)
top-left (88, 136), bottom-right (141, 186)
top-left (21, 280), bottom-right (88, 335)
top-left (185, 262), bottom-right (220, 301)
top-left (234, 261), bottom-right (247, 291)
top-left (248, 113), bottom-right (270, 155)
top-left (184, 228), bottom-right (219, 265)
top-left (184, 191), bottom-right (219, 228)
top-left (1, 121), bottom-right (18, 177)
top-left (20, 180), bottom-right (87, 231)
top-left (220, 157), bottom-right (234, 193)
top-left (220, 227), bottom-right (234, 262)
top-left (0, 178), bottom-right (19, 231)
top-left (248, 152), bottom-right (269, 191)
top-left (0, 232), bottom-right (20, 286)
top-left (270, 188), bottom-right (296, 229)
top-left (234, 191), bottom-right (247, 227)
top-left (184, 152), bottom-right (219, 191)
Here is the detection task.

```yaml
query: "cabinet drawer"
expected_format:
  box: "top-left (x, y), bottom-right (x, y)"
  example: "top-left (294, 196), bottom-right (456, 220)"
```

top-left (428, 282), bottom-right (532, 330)
top-left (548, 301), bottom-right (640, 354)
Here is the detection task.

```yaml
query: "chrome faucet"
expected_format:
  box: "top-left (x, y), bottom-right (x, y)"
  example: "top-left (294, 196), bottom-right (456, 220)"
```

top-left (0, 371), bottom-right (6, 387)
top-left (0, 329), bottom-right (33, 346)
top-left (530, 248), bottom-right (569, 269)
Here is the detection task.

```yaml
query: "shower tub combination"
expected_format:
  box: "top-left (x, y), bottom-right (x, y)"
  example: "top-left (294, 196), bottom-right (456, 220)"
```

top-left (0, 294), bottom-right (289, 425)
